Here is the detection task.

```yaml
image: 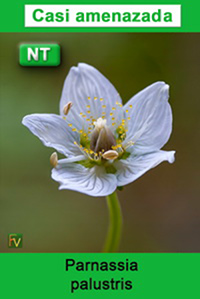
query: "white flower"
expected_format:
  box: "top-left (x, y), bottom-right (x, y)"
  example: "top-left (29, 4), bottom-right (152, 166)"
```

top-left (22, 63), bottom-right (175, 197)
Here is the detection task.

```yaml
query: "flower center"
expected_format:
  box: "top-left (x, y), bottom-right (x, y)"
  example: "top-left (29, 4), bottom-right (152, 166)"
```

top-left (64, 96), bottom-right (134, 162)
top-left (90, 118), bottom-right (116, 153)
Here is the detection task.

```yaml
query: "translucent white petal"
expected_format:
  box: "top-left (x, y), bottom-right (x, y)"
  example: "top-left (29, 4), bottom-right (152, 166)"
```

top-left (115, 150), bottom-right (175, 186)
top-left (124, 82), bottom-right (172, 153)
top-left (22, 114), bottom-right (81, 156)
top-left (59, 63), bottom-right (123, 129)
top-left (52, 160), bottom-right (117, 197)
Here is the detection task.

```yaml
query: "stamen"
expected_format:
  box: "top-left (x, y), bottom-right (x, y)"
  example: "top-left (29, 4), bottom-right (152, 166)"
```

top-left (102, 150), bottom-right (119, 160)
top-left (50, 152), bottom-right (58, 168)
top-left (68, 124), bottom-right (72, 127)
top-left (63, 102), bottom-right (73, 116)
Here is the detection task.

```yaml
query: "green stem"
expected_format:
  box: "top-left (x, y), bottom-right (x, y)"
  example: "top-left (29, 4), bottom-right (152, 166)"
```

top-left (102, 191), bottom-right (123, 253)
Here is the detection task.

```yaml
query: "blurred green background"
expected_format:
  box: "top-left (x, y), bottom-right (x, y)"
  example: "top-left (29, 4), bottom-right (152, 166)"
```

top-left (0, 33), bottom-right (200, 252)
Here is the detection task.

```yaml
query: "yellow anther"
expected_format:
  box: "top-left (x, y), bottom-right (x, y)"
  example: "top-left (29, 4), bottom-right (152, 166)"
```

top-left (102, 112), bottom-right (106, 115)
top-left (82, 115), bottom-right (86, 118)
top-left (102, 116), bottom-right (105, 119)
top-left (62, 116), bottom-right (66, 120)
top-left (129, 105), bottom-right (133, 108)
top-left (122, 119), bottom-right (125, 122)
top-left (83, 133), bottom-right (87, 137)
top-left (86, 118), bottom-right (90, 121)
top-left (112, 123), bottom-right (116, 126)
top-left (86, 105), bottom-right (90, 108)
top-left (102, 105), bottom-right (106, 108)
top-left (80, 112), bottom-right (83, 115)
top-left (128, 117), bottom-right (131, 120)
top-left (87, 110), bottom-right (91, 114)
top-left (112, 107), bottom-right (116, 111)
top-left (100, 98), bottom-right (104, 101)
top-left (89, 150), bottom-right (94, 154)
top-left (95, 153), bottom-right (98, 156)
top-left (111, 145), bottom-right (117, 150)
top-left (72, 128), bottom-right (77, 132)
top-left (79, 130), bottom-right (83, 133)
top-left (116, 101), bottom-right (119, 105)
top-left (74, 141), bottom-right (77, 145)
top-left (110, 113), bottom-right (113, 116)
top-left (125, 110), bottom-right (129, 113)
top-left (119, 104), bottom-right (123, 107)
top-left (68, 124), bottom-right (72, 127)
top-left (112, 117), bottom-right (115, 121)
top-left (94, 97), bottom-right (97, 100)
top-left (87, 97), bottom-right (91, 100)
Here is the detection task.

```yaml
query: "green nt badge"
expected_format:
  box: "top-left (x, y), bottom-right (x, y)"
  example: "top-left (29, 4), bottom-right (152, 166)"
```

top-left (8, 234), bottom-right (23, 248)
top-left (19, 44), bottom-right (60, 66)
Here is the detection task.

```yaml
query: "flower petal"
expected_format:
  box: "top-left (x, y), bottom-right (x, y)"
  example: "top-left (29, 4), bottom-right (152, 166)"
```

top-left (22, 114), bottom-right (81, 156)
top-left (115, 150), bottom-right (175, 186)
top-left (52, 160), bottom-right (117, 197)
top-left (124, 82), bottom-right (172, 153)
top-left (59, 63), bottom-right (122, 129)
